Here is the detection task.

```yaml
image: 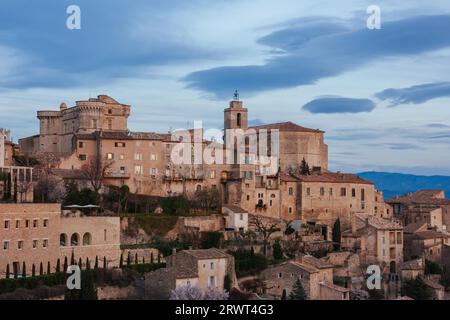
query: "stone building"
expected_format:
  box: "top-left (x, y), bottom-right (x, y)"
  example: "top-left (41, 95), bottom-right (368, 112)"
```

top-left (388, 190), bottom-right (450, 230)
top-left (18, 95), bottom-right (387, 227)
top-left (403, 221), bottom-right (450, 263)
top-left (0, 129), bottom-right (33, 203)
top-left (144, 248), bottom-right (236, 299)
top-left (0, 203), bottom-right (121, 278)
top-left (341, 213), bottom-right (404, 274)
top-left (260, 255), bottom-right (349, 300)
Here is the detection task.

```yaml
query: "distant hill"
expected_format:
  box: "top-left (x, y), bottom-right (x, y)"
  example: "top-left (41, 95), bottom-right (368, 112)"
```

top-left (356, 172), bottom-right (450, 201)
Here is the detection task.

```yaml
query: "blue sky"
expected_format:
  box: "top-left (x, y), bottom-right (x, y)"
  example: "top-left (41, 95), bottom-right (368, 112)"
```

top-left (1, 0), bottom-right (450, 175)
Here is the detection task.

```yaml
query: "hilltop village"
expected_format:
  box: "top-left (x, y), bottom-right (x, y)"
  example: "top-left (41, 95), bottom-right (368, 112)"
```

top-left (1, 95), bottom-right (449, 300)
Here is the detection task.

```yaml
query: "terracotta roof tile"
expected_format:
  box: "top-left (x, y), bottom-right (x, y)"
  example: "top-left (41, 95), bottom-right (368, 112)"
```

top-left (248, 121), bottom-right (324, 133)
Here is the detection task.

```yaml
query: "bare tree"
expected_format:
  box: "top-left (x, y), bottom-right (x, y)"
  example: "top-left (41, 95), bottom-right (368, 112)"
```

top-left (80, 155), bottom-right (114, 195)
top-left (249, 215), bottom-right (281, 256)
top-left (34, 153), bottom-right (62, 203)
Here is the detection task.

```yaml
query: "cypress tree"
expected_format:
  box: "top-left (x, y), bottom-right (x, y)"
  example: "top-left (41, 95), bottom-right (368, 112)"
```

top-left (142, 257), bottom-right (145, 264)
top-left (135, 253), bottom-right (138, 265)
top-left (5, 264), bottom-right (10, 279)
top-left (63, 256), bottom-right (68, 272)
top-left (126, 252), bottom-right (131, 267)
top-left (289, 279), bottom-right (307, 300)
top-left (32, 264), bottom-right (36, 277)
top-left (71, 251), bottom-right (75, 265)
top-left (157, 253), bottom-right (161, 264)
top-left (150, 252), bottom-right (154, 264)
top-left (332, 218), bottom-right (341, 251)
top-left (86, 258), bottom-right (91, 271)
top-left (119, 253), bottom-right (124, 268)
top-left (281, 289), bottom-right (287, 300)
top-left (22, 262), bottom-right (26, 278)
top-left (94, 256), bottom-right (99, 270)
top-left (56, 259), bottom-right (61, 273)
top-left (273, 241), bottom-right (283, 260)
top-left (103, 256), bottom-right (107, 269)
top-left (78, 257), bottom-right (82, 269)
top-left (39, 262), bottom-right (44, 276)
top-left (47, 261), bottom-right (51, 274)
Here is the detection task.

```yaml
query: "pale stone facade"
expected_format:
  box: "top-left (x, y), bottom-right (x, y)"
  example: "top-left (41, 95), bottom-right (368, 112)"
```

top-left (1, 129), bottom-right (34, 203)
top-left (341, 213), bottom-right (404, 274)
top-left (260, 255), bottom-right (349, 300)
top-left (0, 203), bottom-right (121, 278)
top-left (144, 248), bottom-right (236, 299)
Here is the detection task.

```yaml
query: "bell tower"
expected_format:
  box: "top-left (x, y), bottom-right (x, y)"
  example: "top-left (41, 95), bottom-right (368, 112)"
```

top-left (224, 90), bottom-right (248, 131)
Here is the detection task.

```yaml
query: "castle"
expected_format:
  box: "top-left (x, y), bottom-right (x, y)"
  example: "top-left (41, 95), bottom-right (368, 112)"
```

top-left (19, 95), bottom-right (391, 234)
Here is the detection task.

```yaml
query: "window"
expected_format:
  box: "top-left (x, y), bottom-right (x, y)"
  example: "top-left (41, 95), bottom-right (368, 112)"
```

top-left (18, 240), bottom-right (23, 250)
top-left (397, 232), bottom-right (402, 244)
top-left (33, 219), bottom-right (38, 228)
top-left (352, 188), bottom-right (356, 197)
top-left (71, 233), bottom-right (79, 246)
top-left (83, 233), bottom-right (92, 246)
top-left (340, 188), bottom-right (347, 197)
top-left (78, 141), bottom-right (85, 148)
top-left (108, 109), bottom-right (112, 114)
top-left (4, 220), bottom-right (10, 229)
top-left (120, 167), bottom-right (126, 174)
top-left (3, 241), bottom-right (9, 250)
top-left (237, 113), bottom-right (242, 127)
top-left (32, 240), bottom-right (38, 249)
top-left (320, 187), bottom-right (325, 196)
top-left (278, 273), bottom-right (282, 278)
top-left (134, 153), bottom-right (142, 161)
top-left (329, 188), bottom-right (333, 196)
top-left (15, 220), bottom-right (20, 228)
top-left (240, 213), bottom-right (244, 221)
top-left (25, 220), bottom-right (29, 228)
top-left (289, 207), bottom-right (292, 214)
top-left (270, 200), bottom-right (273, 206)
top-left (43, 219), bottom-right (49, 227)
top-left (107, 153), bottom-right (114, 160)
top-left (208, 276), bottom-right (216, 287)
top-left (43, 239), bottom-right (48, 248)
top-left (306, 188), bottom-right (311, 196)
top-left (79, 154), bottom-right (87, 161)
top-left (288, 187), bottom-right (293, 195)
top-left (150, 168), bottom-right (158, 177)
top-left (210, 170), bottom-right (216, 179)
top-left (104, 229), bottom-right (107, 241)
top-left (60, 234), bottom-right (67, 247)
top-left (119, 154), bottom-right (125, 160)
top-left (210, 262), bottom-right (214, 270)
top-left (108, 119), bottom-right (112, 130)
top-left (246, 195), bottom-right (250, 201)
top-left (92, 119), bottom-right (98, 129)
top-left (134, 165), bottom-right (143, 175)
top-left (150, 153), bottom-right (157, 161)
top-left (361, 189), bottom-right (365, 201)
top-left (115, 142), bottom-right (126, 148)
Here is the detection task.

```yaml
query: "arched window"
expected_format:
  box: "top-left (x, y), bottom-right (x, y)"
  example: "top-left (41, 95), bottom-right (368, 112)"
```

top-left (237, 113), bottom-right (242, 127)
top-left (60, 234), bottom-right (68, 247)
top-left (196, 185), bottom-right (202, 191)
top-left (83, 233), bottom-right (92, 246)
top-left (71, 233), bottom-right (79, 246)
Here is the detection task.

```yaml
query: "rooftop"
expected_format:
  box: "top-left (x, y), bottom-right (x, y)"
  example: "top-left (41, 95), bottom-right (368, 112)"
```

top-left (248, 121), bottom-right (324, 133)
top-left (388, 190), bottom-right (450, 205)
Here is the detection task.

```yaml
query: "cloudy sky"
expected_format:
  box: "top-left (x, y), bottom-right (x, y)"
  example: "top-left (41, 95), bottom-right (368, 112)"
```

top-left (1, 0), bottom-right (450, 175)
